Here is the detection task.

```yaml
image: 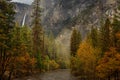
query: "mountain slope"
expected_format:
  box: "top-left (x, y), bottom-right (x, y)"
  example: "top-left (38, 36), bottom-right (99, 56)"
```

top-left (14, 0), bottom-right (117, 36)
top-left (14, 2), bottom-right (32, 26)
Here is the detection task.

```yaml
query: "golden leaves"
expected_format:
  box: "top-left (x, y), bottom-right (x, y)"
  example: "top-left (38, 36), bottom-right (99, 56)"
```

top-left (96, 47), bottom-right (120, 78)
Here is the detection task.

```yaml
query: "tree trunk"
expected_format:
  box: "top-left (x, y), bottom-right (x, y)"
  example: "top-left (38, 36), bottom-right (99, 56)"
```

top-left (108, 76), bottom-right (110, 80)
top-left (116, 71), bottom-right (119, 80)
top-left (8, 71), bottom-right (12, 80)
top-left (8, 68), bottom-right (13, 80)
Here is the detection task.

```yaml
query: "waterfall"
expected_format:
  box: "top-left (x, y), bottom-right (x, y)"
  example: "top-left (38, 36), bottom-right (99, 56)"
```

top-left (22, 13), bottom-right (27, 27)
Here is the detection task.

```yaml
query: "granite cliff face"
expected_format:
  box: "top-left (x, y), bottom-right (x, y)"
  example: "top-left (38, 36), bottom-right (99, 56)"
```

top-left (14, 0), bottom-right (117, 36)
top-left (14, 2), bottom-right (32, 26)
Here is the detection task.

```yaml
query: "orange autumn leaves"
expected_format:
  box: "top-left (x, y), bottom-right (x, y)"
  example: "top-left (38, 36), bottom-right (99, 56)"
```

top-left (96, 48), bottom-right (120, 78)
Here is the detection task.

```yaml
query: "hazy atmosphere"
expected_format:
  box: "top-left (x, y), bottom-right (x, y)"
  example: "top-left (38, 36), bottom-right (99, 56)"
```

top-left (0, 0), bottom-right (120, 80)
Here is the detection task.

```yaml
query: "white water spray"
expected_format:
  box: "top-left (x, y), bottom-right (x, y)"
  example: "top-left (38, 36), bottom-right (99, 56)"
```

top-left (22, 13), bottom-right (27, 27)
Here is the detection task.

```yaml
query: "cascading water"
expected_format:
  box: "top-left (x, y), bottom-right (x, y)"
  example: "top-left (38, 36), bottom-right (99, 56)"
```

top-left (22, 13), bottom-right (27, 27)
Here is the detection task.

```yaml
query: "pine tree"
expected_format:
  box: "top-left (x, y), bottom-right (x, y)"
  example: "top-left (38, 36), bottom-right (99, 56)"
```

top-left (9, 23), bottom-right (21, 79)
top-left (32, 0), bottom-right (44, 70)
top-left (11, 24), bottom-right (37, 77)
top-left (76, 30), bottom-right (81, 50)
top-left (112, 2), bottom-right (120, 50)
top-left (100, 18), bottom-right (111, 56)
top-left (20, 26), bottom-right (32, 54)
top-left (90, 26), bottom-right (98, 48)
top-left (0, 0), bottom-right (15, 79)
top-left (70, 27), bottom-right (81, 56)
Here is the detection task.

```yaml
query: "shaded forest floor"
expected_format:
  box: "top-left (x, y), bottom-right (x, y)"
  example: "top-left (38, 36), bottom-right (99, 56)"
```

top-left (14, 69), bottom-right (77, 80)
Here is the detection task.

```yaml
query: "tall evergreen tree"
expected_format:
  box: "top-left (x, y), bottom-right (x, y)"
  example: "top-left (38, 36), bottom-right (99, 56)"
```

top-left (90, 26), bottom-right (98, 48)
top-left (32, 0), bottom-right (44, 70)
top-left (0, 0), bottom-right (15, 79)
top-left (70, 27), bottom-right (81, 56)
top-left (100, 18), bottom-right (111, 56)
top-left (112, 3), bottom-right (120, 50)
top-left (9, 23), bottom-right (21, 80)
top-left (20, 26), bottom-right (32, 54)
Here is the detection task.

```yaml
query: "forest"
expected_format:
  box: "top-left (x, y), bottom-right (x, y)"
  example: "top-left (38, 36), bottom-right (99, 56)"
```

top-left (0, 0), bottom-right (120, 80)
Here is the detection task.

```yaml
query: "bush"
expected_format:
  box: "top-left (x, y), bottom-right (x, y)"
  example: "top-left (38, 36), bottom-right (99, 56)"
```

top-left (49, 60), bottom-right (60, 70)
top-left (43, 56), bottom-right (59, 71)
top-left (57, 58), bottom-right (70, 69)
top-left (14, 53), bottom-right (36, 77)
top-left (70, 56), bottom-right (83, 76)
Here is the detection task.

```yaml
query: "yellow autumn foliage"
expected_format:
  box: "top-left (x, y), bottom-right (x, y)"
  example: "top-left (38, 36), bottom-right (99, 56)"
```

top-left (77, 40), bottom-right (96, 73)
top-left (49, 60), bottom-right (60, 70)
top-left (43, 59), bottom-right (59, 71)
top-left (71, 39), bottom-right (97, 78)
